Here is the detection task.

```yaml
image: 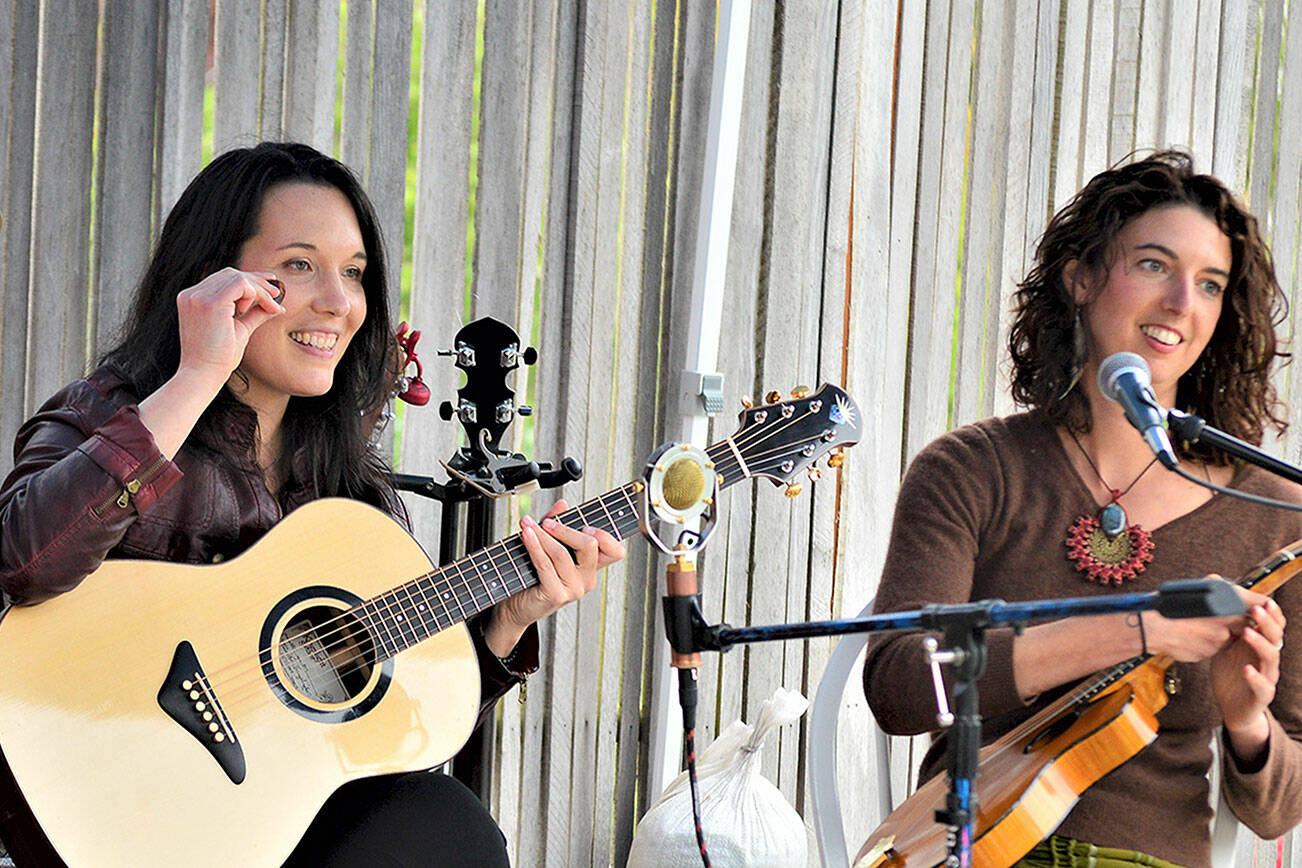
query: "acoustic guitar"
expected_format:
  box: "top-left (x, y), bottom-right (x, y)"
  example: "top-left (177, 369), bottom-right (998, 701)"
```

top-left (857, 538), bottom-right (1302, 867)
top-left (0, 384), bottom-right (861, 867)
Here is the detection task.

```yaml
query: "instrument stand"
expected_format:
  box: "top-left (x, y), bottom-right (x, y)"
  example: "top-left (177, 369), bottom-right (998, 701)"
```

top-left (664, 580), bottom-right (1243, 867)
top-left (390, 316), bottom-right (582, 797)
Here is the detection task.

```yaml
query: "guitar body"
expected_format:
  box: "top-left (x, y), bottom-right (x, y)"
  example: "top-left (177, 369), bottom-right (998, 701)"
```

top-left (859, 666), bottom-right (1166, 867)
top-left (0, 499), bottom-right (480, 867)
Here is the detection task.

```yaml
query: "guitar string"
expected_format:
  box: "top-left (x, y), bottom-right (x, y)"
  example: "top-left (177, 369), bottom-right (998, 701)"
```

top-left (203, 423), bottom-right (826, 714)
top-left (198, 410), bottom-right (835, 714)
top-left (194, 407), bottom-right (838, 714)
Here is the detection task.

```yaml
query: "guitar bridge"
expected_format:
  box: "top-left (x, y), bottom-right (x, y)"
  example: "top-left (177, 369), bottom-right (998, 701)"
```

top-left (157, 641), bottom-right (246, 784)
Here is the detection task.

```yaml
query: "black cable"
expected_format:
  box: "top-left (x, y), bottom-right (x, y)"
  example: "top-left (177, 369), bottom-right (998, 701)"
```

top-left (1169, 462), bottom-right (1302, 512)
top-left (678, 667), bottom-right (712, 868)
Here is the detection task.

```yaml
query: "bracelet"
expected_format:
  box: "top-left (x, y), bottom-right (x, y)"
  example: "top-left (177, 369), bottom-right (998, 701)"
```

top-left (1126, 612), bottom-right (1148, 656)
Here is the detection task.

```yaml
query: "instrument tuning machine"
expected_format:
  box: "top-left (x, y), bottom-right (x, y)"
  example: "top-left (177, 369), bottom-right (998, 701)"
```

top-left (434, 317), bottom-right (581, 498)
top-left (791, 385), bottom-right (811, 399)
top-left (740, 396), bottom-right (753, 409)
top-left (765, 390), bottom-right (783, 404)
top-left (827, 448), bottom-right (846, 468)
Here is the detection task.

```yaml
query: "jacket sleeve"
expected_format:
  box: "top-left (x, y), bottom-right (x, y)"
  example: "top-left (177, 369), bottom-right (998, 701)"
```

top-left (0, 381), bottom-right (183, 606)
top-left (468, 614), bottom-right (539, 725)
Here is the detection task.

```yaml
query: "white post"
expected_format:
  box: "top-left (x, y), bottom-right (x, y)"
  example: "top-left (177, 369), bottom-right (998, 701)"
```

top-left (645, 0), bottom-right (753, 804)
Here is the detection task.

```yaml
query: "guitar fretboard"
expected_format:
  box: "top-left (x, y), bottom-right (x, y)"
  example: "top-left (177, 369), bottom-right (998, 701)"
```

top-left (354, 442), bottom-right (734, 660)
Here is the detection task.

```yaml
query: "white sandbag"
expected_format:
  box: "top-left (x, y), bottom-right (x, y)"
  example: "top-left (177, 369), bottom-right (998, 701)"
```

top-left (627, 687), bottom-right (809, 868)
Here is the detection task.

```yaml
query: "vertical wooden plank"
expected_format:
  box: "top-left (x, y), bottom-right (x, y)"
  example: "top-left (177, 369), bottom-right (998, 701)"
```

top-left (1110, 0), bottom-right (1142, 160)
top-left (1272, 0), bottom-right (1302, 440)
top-left (1081, 0), bottom-right (1115, 179)
top-left (1133, 0), bottom-right (1167, 149)
top-left (0, 0), bottom-right (39, 449)
top-left (742, 0), bottom-right (837, 804)
top-left (282, 0), bottom-right (339, 152)
top-left (156, 0), bottom-right (209, 220)
top-left (27, 0), bottom-right (97, 407)
top-left (903, 0), bottom-right (958, 460)
top-left (1189, 0), bottom-right (1220, 163)
top-left (1052, 0), bottom-right (1089, 210)
top-left (487, 0), bottom-right (559, 846)
top-left (94, 1), bottom-right (162, 350)
top-left (340, 0), bottom-right (373, 173)
top-left (213, 0), bottom-right (263, 154)
top-left (873, 0), bottom-right (930, 809)
top-left (587, 2), bottom-right (656, 861)
top-left (367, 0), bottom-right (413, 315)
top-left (1164, 0), bottom-right (1197, 149)
top-left (820, 1), bottom-right (908, 849)
top-left (473, 0), bottom-right (533, 321)
top-left (1212, 0), bottom-right (1252, 187)
top-left (405, 0), bottom-right (475, 525)
top-left (609, 3), bottom-right (677, 860)
top-left (522, 0), bottom-right (579, 860)
top-left (260, 0), bottom-right (288, 140)
top-left (1249, 0), bottom-right (1284, 223)
top-left (957, 0), bottom-right (1015, 426)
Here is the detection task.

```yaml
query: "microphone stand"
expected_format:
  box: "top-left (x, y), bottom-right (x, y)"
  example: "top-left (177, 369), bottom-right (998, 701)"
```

top-left (664, 579), bottom-right (1243, 867)
top-left (1167, 409), bottom-right (1302, 486)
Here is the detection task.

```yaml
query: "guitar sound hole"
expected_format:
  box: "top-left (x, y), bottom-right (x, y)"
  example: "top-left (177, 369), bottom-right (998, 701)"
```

top-left (278, 606), bottom-right (376, 703)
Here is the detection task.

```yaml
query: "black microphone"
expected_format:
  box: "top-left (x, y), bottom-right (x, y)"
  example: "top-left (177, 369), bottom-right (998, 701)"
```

top-left (1097, 352), bottom-right (1178, 469)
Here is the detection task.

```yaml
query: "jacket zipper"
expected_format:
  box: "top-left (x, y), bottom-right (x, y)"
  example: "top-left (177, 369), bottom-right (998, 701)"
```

top-left (93, 455), bottom-right (169, 516)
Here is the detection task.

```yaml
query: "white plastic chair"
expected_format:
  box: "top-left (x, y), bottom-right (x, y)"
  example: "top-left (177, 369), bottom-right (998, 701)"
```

top-left (810, 598), bottom-right (892, 868)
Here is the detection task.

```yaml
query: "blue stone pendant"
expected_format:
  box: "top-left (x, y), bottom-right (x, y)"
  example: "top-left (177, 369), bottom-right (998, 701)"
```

top-left (1100, 502), bottom-right (1127, 538)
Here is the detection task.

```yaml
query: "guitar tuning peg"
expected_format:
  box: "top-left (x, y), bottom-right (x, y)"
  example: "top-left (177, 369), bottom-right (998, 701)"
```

top-left (785, 482), bottom-right (803, 498)
top-left (740, 396), bottom-right (753, 409)
top-left (807, 467), bottom-right (822, 483)
top-left (791, 385), bottom-right (811, 399)
top-left (523, 346), bottom-right (538, 365)
top-left (827, 448), bottom-right (846, 469)
top-left (765, 390), bottom-right (783, 405)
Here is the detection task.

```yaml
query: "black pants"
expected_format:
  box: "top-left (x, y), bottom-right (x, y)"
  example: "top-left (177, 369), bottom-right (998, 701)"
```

top-left (283, 772), bottom-right (510, 867)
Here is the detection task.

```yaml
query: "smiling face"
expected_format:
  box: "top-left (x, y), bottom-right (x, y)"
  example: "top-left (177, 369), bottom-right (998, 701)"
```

top-left (232, 182), bottom-right (368, 413)
top-left (1073, 204), bottom-right (1232, 406)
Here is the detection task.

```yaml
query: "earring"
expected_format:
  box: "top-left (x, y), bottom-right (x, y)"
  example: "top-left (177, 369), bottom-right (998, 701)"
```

top-left (1060, 306), bottom-right (1087, 399)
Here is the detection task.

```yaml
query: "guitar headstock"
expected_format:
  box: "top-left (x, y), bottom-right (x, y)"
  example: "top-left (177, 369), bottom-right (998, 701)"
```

top-left (437, 317), bottom-right (537, 454)
top-left (712, 384), bottom-right (861, 493)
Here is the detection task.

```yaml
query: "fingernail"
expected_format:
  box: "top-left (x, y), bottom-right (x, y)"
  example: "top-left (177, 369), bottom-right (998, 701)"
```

top-left (582, 526), bottom-right (597, 535)
top-left (520, 516), bottom-right (535, 528)
top-left (542, 518), bottom-right (559, 530)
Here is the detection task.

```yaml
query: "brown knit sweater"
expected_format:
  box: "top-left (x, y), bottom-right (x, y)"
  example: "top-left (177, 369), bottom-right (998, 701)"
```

top-left (863, 412), bottom-right (1302, 867)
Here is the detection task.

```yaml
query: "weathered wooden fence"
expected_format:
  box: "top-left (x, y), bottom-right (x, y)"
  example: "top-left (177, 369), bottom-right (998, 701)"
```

top-left (3, 0), bottom-right (1302, 866)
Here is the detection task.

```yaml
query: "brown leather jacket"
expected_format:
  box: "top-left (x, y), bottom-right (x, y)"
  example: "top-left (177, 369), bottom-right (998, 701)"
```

top-left (0, 366), bottom-right (536, 710)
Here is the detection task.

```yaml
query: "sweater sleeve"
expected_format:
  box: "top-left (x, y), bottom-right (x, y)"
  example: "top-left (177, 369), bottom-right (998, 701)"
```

top-left (0, 379), bottom-right (183, 605)
top-left (1219, 571), bottom-right (1302, 837)
top-left (863, 423), bottom-right (1026, 735)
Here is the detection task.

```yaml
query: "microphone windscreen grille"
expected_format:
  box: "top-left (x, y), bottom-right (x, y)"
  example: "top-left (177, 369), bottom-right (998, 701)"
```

top-left (1097, 351), bottom-right (1149, 398)
top-left (662, 457), bottom-right (705, 511)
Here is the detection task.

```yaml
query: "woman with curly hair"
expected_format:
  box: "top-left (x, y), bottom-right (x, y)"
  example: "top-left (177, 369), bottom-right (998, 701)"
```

top-left (864, 151), bottom-right (1302, 867)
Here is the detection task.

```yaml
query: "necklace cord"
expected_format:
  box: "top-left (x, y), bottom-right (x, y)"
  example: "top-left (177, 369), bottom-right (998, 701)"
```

top-left (1067, 429), bottom-right (1159, 503)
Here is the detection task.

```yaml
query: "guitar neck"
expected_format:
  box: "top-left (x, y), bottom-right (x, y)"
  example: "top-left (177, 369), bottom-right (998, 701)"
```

top-left (350, 382), bottom-right (860, 660)
top-left (354, 442), bottom-right (737, 660)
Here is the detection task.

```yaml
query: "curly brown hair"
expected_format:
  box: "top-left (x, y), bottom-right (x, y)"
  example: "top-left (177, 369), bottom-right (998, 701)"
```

top-left (1007, 150), bottom-right (1288, 462)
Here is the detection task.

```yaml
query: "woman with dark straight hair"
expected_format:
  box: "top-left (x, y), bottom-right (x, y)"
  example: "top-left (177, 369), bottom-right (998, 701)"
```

top-left (863, 151), bottom-right (1302, 867)
top-left (0, 141), bottom-right (624, 866)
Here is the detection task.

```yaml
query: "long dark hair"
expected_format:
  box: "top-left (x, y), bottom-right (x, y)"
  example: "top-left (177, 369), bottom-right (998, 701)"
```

top-left (102, 142), bottom-right (400, 512)
top-left (1007, 150), bottom-right (1287, 462)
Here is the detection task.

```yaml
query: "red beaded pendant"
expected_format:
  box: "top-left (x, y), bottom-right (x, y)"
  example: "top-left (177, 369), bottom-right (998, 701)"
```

top-left (1065, 514), bottom-right (1154, 585)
